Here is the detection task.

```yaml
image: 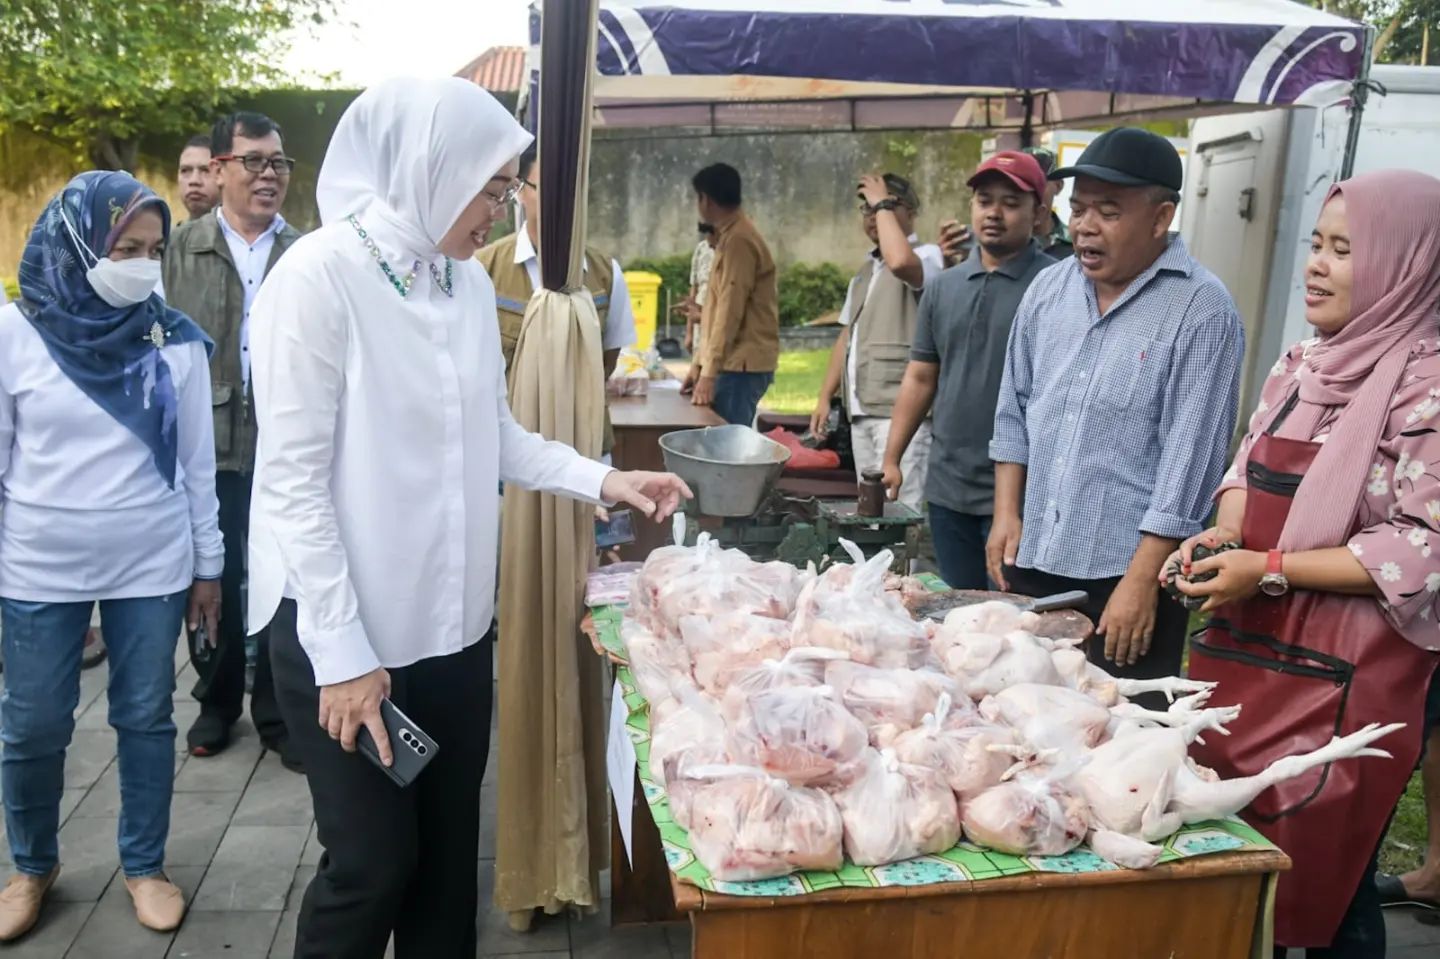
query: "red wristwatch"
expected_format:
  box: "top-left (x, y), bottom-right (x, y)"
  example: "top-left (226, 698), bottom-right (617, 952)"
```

top-left (1258, 549), bottom-right (1290, 597)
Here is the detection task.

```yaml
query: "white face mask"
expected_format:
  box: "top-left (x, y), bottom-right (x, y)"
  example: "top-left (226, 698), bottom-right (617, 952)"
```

top-left (86, 256), bottom-right (162, 308)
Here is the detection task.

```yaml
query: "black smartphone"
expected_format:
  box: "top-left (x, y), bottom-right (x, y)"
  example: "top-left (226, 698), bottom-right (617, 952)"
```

top-left (595, 509), bottom-right (636, 549)
top-left (190, 621), bottom-right (211, 665)
top-left (356, 699), bottom-right (438, 788)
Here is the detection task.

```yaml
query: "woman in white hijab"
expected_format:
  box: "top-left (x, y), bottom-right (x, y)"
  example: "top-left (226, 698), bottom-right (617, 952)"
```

top-left (244, 77), bottom-right (689, 959)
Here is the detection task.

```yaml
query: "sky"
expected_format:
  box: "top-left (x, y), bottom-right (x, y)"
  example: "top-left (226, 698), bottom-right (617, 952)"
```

top-left (282, 0), bottom-right (533, 88)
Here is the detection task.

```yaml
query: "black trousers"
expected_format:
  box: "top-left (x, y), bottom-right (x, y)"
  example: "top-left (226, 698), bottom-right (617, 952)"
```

top-left (1004, 564), bottom-right (1189, 711)
top-left (269, 600), bottom-right (492, 959)
top-left (190, 471), bottom-right (285, 744)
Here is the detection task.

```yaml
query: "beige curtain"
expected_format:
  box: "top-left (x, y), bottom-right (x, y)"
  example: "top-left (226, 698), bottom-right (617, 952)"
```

top-left (495, 0), bottom-right (607, 929)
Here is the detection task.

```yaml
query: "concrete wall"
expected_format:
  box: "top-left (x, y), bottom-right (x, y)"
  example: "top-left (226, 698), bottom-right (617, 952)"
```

top-left (588, 128), bottom-right (987, 269)
top-left (2, 120), bottom-right (989, 289)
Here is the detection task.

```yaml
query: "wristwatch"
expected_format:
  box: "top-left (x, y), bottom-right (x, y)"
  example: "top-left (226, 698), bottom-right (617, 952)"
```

top-left (1258, 549), bottom-right (1290, 597)
top-left (869, 198), bottom-right (901, 213)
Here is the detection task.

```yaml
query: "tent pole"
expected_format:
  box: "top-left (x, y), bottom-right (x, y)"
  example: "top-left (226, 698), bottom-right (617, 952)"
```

top-left (1339, 25), bottom-right (1376, 182)
top-left (1020, 91), bottom-right (1034, 147)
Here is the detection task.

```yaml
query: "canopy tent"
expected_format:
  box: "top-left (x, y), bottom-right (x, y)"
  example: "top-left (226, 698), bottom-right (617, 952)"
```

top-left (526, 0), bottom-right (1369, 136)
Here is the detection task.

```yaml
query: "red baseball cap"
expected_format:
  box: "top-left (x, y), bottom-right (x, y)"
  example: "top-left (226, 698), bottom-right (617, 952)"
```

top-left (966, 151), bottom-right (1048, 198)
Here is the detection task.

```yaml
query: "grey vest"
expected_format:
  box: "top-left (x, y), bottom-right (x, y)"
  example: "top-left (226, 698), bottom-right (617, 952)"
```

top-left (842, 252), bottom-right (922, 415)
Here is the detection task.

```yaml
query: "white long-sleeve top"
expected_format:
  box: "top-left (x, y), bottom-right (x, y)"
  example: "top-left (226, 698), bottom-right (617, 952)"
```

top-left (246, 219), bottom-right (614, 686)
top-left (0, 303), bottom-right (224, 601)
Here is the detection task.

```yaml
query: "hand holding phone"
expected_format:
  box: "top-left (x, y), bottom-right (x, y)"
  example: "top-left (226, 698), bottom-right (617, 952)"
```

top-left (356, 699), bottom-right (439, 788)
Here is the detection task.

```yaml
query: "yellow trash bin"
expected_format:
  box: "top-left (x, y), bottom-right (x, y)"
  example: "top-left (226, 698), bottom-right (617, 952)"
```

top-left (624, 270), bottom-right (662, 352)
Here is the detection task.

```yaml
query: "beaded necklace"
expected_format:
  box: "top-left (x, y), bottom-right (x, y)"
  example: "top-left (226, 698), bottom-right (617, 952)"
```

top-left (347, 215), bottom-right (453, 298)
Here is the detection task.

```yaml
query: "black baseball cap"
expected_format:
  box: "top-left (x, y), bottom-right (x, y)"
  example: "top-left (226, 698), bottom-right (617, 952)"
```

top-left (1049, 127), bottom-right (1183, 193)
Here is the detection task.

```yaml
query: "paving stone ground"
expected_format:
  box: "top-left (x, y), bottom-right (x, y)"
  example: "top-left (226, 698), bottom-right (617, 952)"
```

top-left (1, 644), bottom-right (1436, 957)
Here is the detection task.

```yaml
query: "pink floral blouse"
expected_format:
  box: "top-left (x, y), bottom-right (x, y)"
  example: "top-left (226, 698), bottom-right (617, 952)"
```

top-left (1219, 336), bottom-right (1440, 651)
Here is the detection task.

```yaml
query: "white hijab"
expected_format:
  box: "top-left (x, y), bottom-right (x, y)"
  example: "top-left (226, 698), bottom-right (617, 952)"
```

top-left (317, 77), bottom-right (534, 258)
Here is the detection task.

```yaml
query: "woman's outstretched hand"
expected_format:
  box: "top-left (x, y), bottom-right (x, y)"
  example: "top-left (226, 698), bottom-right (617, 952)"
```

top-left (600, 471), bottom-right (693, 522)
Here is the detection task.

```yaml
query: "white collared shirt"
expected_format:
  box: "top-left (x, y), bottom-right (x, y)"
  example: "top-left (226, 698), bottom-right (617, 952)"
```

top-left (215, 208), bottom-right (286, 389)
top-left (513, 228), bottom-right (637, 351)
top-left (246, 218), bottom-right (613, 685)
top-left (838, 234), bottom-right (943, 417)
top-left (0, 304), bottom-right (223, 600)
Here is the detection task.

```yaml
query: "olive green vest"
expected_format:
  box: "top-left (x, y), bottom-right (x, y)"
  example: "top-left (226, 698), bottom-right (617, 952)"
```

top-left (476, 234), bottom-right (616, 453)
top-left (841, 251), bottom-right (923, 416)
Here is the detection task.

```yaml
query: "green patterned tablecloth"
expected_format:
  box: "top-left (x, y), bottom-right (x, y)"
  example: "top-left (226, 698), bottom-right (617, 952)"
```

top-left (594, 604), bottom-right (1278, 897)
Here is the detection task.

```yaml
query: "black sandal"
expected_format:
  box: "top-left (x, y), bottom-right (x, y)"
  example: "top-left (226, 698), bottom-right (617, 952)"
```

top-left (1377, 872), bottom-right (1440, 909)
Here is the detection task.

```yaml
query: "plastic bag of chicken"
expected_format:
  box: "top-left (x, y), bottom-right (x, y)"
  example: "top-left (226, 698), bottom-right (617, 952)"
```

top-left (890, 694), bottom-right (1017, 802)
top-left (832, 748), bottom-right (962, 866)
top-left (823, 661), bottom-right (957, 748)
top-left (791, 546), bottom-right (930, 669)
top-left (686, 766), bottom-right (844, 882)
top-left (622, 620), bottom-right (697, 713)
top-left (636, 534), bottom-right (809, 639)
top-left (679, 612), bottom-right (791, 697)
top-left (719, 646), bottom-right (849, 723)
top-left (961, 764), bottom-right (1090, 858)
top-left (726, 683), bottom-right (870, 787)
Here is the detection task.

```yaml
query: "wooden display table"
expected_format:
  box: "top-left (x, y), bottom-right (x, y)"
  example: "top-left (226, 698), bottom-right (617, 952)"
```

top-left (609, 388), bottom-right (724, 562)
top-left (610, 760), bottom-right (1289, 959)
top-left (670, 848), bottom-right (1289, 959)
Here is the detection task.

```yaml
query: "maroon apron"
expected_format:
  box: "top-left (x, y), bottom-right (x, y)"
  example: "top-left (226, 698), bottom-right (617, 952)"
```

top-left (1188, 406), bottom-right (1438, 947)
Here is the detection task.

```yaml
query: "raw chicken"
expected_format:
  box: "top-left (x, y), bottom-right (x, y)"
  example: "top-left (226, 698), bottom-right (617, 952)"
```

top-left (727, 684), bottom-right (870, 787)
top-left (1051, 648), bottom-right (1216, 708)
top-left (1076, 716), bottom-right (1406, 869)
top-left (680, 612), bottom-right (790, 696)
top-left (941, 600), bottom-right (1042, 636)
top-left (890, 694), bottom-right (1016, 802)
top-left (962, 768), bottom-right (1091, 858)
top-left (622, 620), bottom-right (697, 713)
top-left (633, 534), bottom-right (805, 638)
top-left (791, 549), bottom-right (930, 669)
top-left (650, 694), bottom-right (730, 832)
top-left (980, 684), bottom-right (1114, 765)
top-left (685, 766), bottom-right (844, 881)
top-left (933, 619), bottom-right (1063, 699)
top-left (823, 661), bottom-right (956, 747)
top-left (719, 647), bottom-right (848, 723)
top-left (832, 749), bottom-right (962, 866)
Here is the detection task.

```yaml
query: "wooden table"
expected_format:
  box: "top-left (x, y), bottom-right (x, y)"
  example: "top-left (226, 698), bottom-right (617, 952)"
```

top-left (609, 387), bottom-right (723, 562)
top-left (669, 847), bottom-right (1290, 959)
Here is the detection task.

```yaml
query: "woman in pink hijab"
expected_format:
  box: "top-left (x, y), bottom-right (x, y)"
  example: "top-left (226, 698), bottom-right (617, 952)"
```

top-left (1165, 169), bottom-right (1440, 956)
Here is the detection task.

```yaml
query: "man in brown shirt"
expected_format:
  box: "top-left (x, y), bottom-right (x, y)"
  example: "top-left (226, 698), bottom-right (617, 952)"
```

top-left (683, 163), bottom-right (780, 425)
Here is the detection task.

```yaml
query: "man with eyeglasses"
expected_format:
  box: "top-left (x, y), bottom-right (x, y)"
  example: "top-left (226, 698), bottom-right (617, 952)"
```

top-left (476, 145), bottom-right (636, 402)
top-left (163, 111), bottom-right (303, 770)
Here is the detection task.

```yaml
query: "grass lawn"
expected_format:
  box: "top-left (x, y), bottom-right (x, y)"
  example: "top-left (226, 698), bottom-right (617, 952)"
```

top-left (1384, 772), bottom-right (1428, 875)
top-left (764, 348), bottom-right (831, 416)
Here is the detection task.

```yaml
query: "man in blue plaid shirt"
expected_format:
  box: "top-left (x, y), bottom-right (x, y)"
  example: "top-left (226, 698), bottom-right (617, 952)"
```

top-left (987, 129), bottom-right (1244, 701)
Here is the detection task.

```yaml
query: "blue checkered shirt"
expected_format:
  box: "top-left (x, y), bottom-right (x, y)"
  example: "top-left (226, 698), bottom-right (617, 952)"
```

top-left (989, 236), bottom-right (1245, 580)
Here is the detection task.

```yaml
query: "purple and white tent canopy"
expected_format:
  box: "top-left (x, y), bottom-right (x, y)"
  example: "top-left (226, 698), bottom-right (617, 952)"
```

top-left (531, 0), bottom-right (1367, 132)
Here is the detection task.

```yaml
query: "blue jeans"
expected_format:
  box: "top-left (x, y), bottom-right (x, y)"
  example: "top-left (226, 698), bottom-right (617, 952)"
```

top-left (713, 372), bottom-right (774, 426)
top-left (928, 503), bottom-right (993, 589)
top-left (1, 593), bottom-right (185, 878)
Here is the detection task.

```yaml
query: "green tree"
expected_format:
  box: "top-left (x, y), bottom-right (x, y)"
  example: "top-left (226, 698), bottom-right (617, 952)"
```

top-left (0, 0), bottom-right (336, 170)
top-left (1311, 1), bottom-right (1440, 64)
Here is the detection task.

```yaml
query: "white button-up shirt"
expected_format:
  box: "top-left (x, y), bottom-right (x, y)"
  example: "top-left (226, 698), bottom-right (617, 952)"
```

top-left (215, 209), bottom-right (286, 389)
top-left (513, 228), bottom-right (637, 351)
top-left (247, 220), bottom-right (613, 685)
top-left (0, 304), bottom-right (223, 601)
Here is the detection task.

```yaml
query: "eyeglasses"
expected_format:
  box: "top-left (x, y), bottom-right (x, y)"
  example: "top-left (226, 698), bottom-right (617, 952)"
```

top-left (481, 178), bottom-right (524, 209)
top-left (214, 154), bottom-right (296, 176)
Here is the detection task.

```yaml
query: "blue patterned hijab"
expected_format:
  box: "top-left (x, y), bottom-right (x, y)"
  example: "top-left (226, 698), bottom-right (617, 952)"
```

top-left (16, 171), bottom-right (211, 488)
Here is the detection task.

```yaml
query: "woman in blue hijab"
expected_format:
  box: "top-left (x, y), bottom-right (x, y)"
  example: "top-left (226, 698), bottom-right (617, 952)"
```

top-left (0, 172), bottom-right (223, 939)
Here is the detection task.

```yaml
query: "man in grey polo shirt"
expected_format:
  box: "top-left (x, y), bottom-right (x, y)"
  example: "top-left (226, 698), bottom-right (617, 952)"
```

top-left (882, 152), bottom-right (1054, 587)
top-left (988, 128), bottom-right (1244, 700)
